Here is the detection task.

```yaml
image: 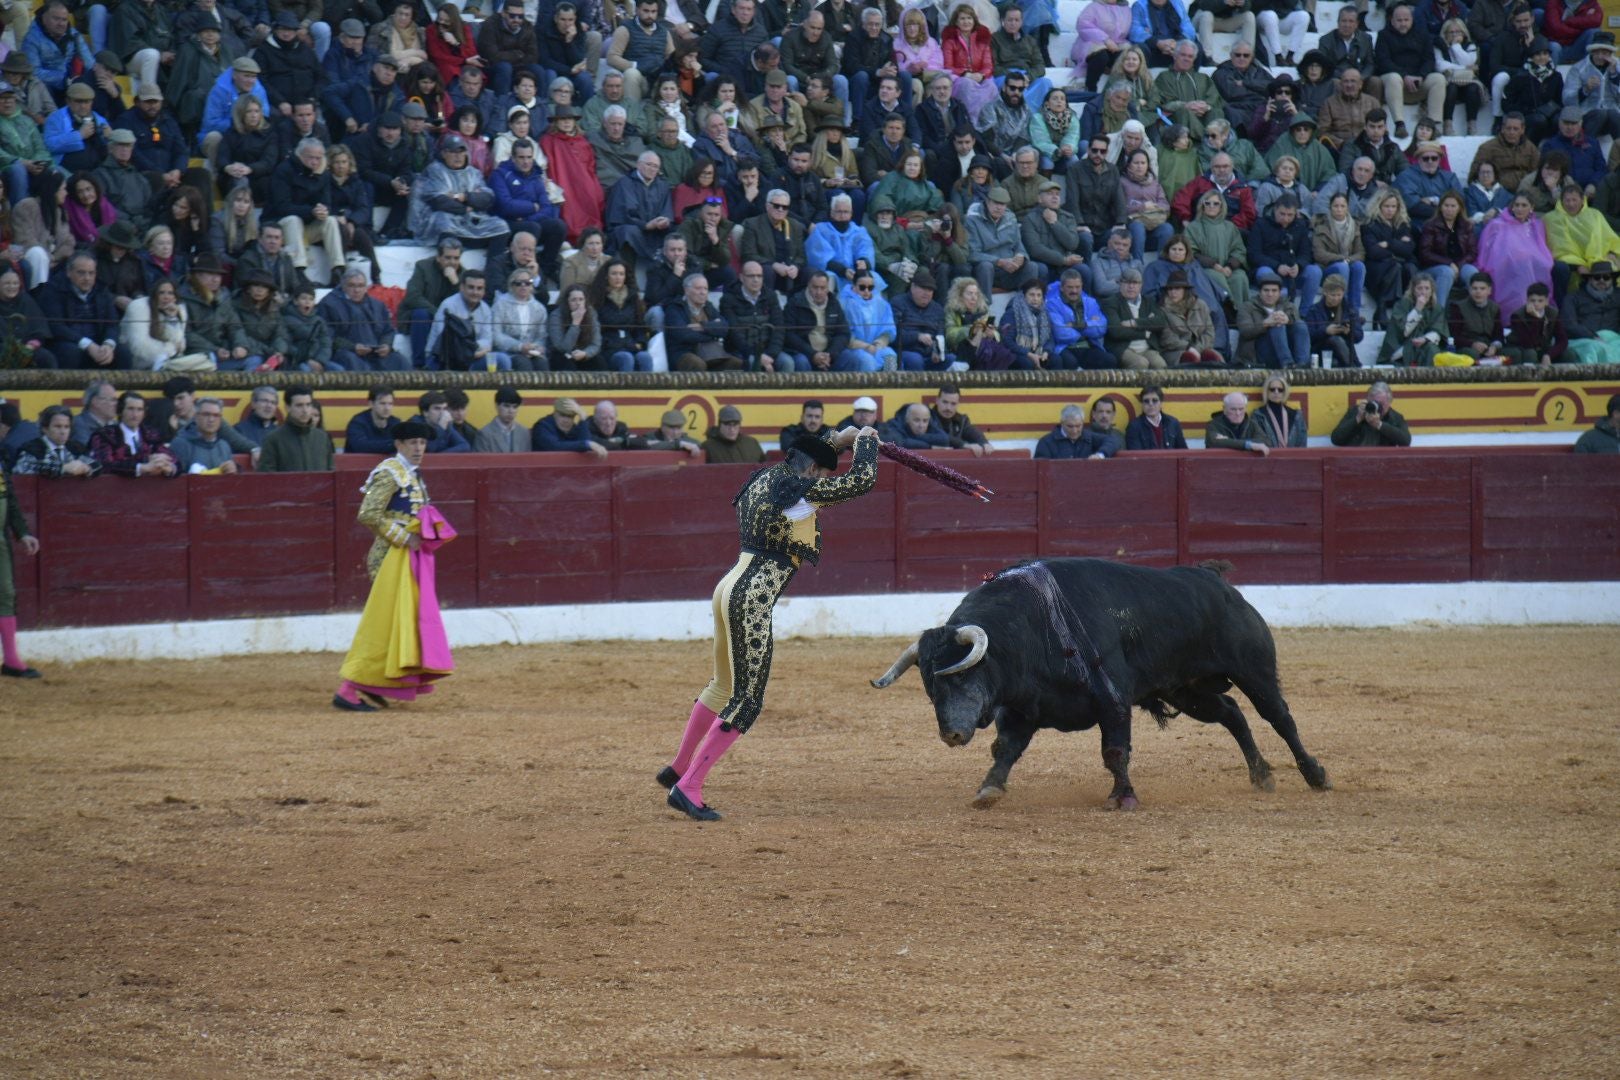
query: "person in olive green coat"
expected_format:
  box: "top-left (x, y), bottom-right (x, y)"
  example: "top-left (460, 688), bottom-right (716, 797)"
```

top-left (1376, 273), bottom-right (1448, 365)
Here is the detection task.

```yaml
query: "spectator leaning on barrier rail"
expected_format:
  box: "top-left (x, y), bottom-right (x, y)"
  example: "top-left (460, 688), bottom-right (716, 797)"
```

top-left (931, 384), bottom-right (991, 456)
top-left (1124, 385), bottom-right (1188, 450)
top-left (702, 404), bottom-right (765, 464)
top-left (1573, 393), bottom-right (1620, 452)
top-left (1330, 381), bottom-right (1413, 447)
top-left (1034, 402), bottom-right (1122, 460)
top-left (412, 390), bottom-right (471, 454)
top-left (532, 396), bottom-right (607, 458)
top-left (637, 409), bottom-right (698, 459)
top-left (88, 391), bottom-right (177, 476)
top-left (1205, 392), bottom-right (1271, 456)
top-left (12, 404), bottom-right (99, 478)
top-left (583, 400), bottom-right (647, 452)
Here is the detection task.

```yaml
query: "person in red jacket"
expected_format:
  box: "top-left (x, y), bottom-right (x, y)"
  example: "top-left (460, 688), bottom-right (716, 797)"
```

top-left (941, 4), bottom-right (997, 123)
top-left (1169, 153), bottom-right (1257, 229)
top-left (1544, 0), bottom-right (1604, 60)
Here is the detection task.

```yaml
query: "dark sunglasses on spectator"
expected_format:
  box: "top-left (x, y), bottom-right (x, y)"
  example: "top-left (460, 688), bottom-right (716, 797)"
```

top-left (855, 281), bottom-right (874, 291)
top-left (769, 201), bottom-right (790, 209)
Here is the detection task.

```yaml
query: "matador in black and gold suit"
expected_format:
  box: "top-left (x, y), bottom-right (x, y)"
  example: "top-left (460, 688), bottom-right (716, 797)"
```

top-left (660, 426), bottom-right (880, 821)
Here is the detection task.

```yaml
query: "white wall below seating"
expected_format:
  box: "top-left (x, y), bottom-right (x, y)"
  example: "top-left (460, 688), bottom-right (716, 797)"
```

top-left (19, 582), bottom-right (1620, 664)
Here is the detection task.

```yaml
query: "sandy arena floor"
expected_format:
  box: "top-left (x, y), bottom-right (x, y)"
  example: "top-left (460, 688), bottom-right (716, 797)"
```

top-left (2, 627), bottom-right (1618, 1078)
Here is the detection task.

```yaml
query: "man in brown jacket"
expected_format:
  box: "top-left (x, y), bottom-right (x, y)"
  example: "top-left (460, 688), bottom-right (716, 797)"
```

top-left (1317, 68), bottom-right (1379, 149)
top-left (1469, 113), bottom-right (1540, 192)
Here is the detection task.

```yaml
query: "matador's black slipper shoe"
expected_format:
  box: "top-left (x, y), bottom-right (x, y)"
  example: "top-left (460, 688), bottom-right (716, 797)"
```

top-left (2, 664), bottom-right (42, 679)
top-left (655, 765), bottom-right (680, 789)
top-left (359, 690), bottom-right (390, 709)
top-left (332, 694), bottom-right (378, 712)
top-left (667, 787), bottom-right (720, 821)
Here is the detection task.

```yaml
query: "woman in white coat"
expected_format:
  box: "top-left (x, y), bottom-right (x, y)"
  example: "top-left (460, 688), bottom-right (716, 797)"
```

top-left (120, 278), bottom-right (193, 371)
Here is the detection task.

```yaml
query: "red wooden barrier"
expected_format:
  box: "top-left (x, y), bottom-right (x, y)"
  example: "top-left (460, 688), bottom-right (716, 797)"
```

top-left (1472, 455), bottom-right (1620, 581)
top-left (189, 474), bottom-right (337, 618)
top-left (1179, 456), bottom-right (1326, 583)
top-left (8, 447), bottom-right (1617, 630)
top-left (1322, 456), bottom-right (1473, 583)
top-left (1038, 458), bottom-right (1180, 566)
top-left (36, 477), bottom-right (190, 627)
top-left (477, 467), bottom-right (615, 606)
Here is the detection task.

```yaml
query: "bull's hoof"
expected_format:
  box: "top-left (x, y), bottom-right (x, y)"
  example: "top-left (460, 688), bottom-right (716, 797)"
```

top-left (1104, 793), bottom-right (1140, 811)
top-left (971, 785), bottom-right (1006, 809)
top-left (1250, 767), bottom-right (1276, 793)
top-left (1302, 760), bottom-right (1333, 791)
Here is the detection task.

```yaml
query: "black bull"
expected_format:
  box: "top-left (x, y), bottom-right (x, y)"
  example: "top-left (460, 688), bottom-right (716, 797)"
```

top-left (871, 558), bottom-right (1331, 809)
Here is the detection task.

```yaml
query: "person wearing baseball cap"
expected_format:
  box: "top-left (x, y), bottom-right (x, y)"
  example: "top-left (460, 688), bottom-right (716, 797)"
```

top-left (198, 57), bottom-right (269, 157)
top-left (410, 129), bottom-right (513, 245)
top-left (701, 404), bottom-right (765, 464)
top-left (833, 395), bottom-right (880, 431)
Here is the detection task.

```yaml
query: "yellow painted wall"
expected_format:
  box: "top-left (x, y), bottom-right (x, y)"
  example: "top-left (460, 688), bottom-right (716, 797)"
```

top-left (8, 381), bottom-right (1617, 447)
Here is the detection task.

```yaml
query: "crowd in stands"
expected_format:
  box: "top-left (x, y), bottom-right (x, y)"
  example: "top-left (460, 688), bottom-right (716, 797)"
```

top-left (4, 374), bottom-right (1614, 476)
top-left (5, 0), bottom-right (1620, 372)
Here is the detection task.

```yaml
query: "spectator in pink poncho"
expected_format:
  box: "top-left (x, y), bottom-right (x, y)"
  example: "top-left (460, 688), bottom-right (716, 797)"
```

top-left (1072, 0), bottom-right (1134, 91)
top-left (895, 9), bottom-right (944, 103)
top-left (1475, 193), bottom-right (1555, 328)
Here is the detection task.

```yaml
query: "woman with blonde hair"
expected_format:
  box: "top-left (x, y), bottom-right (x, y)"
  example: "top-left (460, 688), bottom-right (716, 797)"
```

top-left (896, 9), bottom-right (944, 103)
top-left (943, 275), bottom-right (992, 370)
top-left (1184, 190), bottom-right (1250, 307)
top-left (1376, 272), bottom-right (1446, 365)
top-left (1435, 18), bottom-right (1484, 136)
top-left (216, 94), bottom-right (278, 202)
top-left (209, 183), bottom-right (259, 270)
top-left (1362, 189), bottom-right (1418, 325)
top-left (1104, 44), bottom-right (1159, 118)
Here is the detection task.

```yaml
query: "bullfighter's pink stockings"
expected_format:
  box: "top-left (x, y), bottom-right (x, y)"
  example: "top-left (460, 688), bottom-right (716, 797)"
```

top-left (670, 699), bottom-right (719, 775)
top-left (0, 616), bottom-right (21, 667)
top-left (675, 718), bottom-right (741, 807)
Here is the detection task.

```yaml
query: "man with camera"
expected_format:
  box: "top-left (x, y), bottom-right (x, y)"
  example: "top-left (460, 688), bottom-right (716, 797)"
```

top-left (1330, 380), bottom-right (1413, 446)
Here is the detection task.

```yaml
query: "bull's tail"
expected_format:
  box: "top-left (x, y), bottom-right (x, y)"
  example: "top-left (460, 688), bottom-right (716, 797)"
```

top-left (1197, 559), bottom-right (1234, 579)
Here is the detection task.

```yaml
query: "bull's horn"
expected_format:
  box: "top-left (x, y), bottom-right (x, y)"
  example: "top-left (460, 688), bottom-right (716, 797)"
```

top-left (934, 625), bottom-right (989, 677)
top-left (870, 641), bottom-right (920, 688)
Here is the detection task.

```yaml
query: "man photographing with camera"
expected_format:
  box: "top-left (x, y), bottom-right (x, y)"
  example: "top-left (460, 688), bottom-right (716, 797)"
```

top-left (1330, 380), bottom-right (1412, 447)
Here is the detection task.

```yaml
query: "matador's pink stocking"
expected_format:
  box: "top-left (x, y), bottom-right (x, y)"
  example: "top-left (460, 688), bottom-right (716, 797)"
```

top-left (675, 718), bottom-right (741, 806)
top-left (671, 699), bottom-right (719, 775)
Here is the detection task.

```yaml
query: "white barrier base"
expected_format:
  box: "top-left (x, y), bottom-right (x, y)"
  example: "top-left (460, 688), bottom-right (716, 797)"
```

top-left (18, 582), bottom-right (1620, 665)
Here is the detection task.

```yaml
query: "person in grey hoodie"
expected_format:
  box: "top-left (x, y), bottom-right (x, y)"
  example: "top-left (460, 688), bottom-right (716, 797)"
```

top-left (169, 396), bottom-right (241, 473)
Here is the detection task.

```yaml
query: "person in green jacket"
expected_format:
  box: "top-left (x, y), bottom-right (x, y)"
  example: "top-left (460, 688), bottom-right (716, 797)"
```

top-left (1573, 393), bottom-right (1620, 453)
top-left (0, 83), bottom-right (52, 199)
top-left (259, 386), bottom-right (336, 472)
top-left (1330, 381), bottom-right (1413, 447)
top-left (1377, 272), bottom-right (1447, 365)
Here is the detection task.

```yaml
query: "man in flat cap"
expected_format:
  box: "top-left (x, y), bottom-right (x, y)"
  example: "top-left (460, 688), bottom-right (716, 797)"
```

top-left (0, 79), bottom-right (54, 200)
top-left (702, 404), bottom-right (766, 464)
top-left (43, 81), bottom-right (111, 170)
top-left (200, 56), bottom-right (270, 157)
top-left (111, 83), bottom-right (210, 196)
top-left (644, 408), bottom-right (704, 457)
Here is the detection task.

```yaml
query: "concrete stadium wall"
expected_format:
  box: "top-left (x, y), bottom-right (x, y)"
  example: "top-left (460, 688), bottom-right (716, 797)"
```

top-left (7, 447), bottom-right (1618, 638)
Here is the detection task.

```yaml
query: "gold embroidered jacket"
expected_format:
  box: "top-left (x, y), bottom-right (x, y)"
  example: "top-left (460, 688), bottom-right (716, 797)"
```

top-left (733, 434), bottom-right (878, 566)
